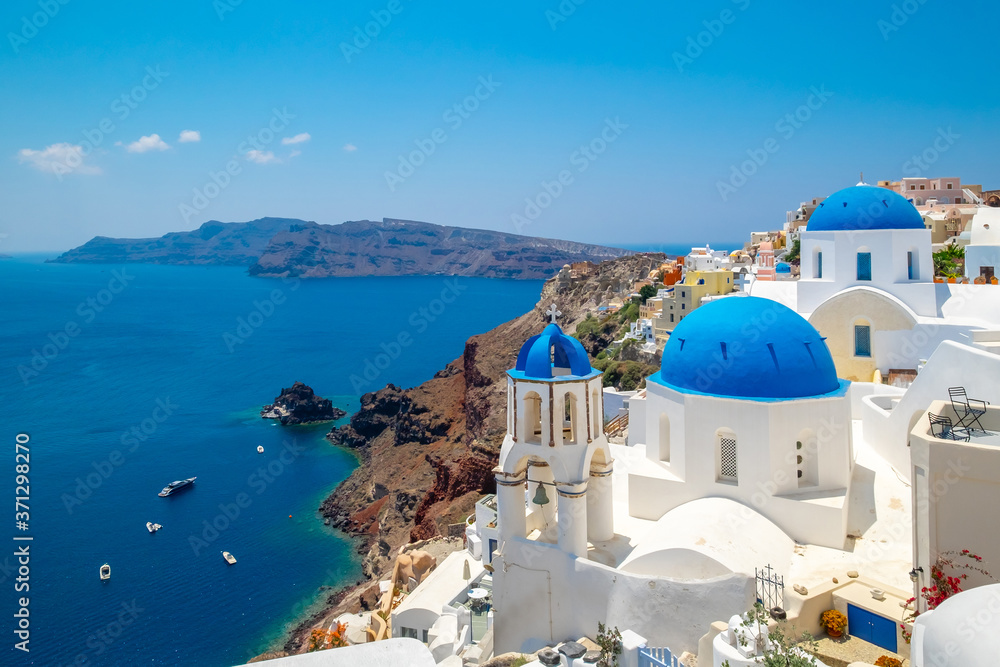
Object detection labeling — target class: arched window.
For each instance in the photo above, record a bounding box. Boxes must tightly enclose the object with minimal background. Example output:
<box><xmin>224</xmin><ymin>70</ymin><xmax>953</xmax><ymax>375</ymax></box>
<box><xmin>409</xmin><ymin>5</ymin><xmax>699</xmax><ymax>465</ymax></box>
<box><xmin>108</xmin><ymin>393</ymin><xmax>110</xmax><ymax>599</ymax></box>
<box><xmin>659</xmin><ymin>413</ymin><xmax>670</xmax><ymax>463</ymax></box>
<box><xmin>717</xmin><ymin>428</ymin><xmax>738</xmax><ymax>483</ymax></box>
<box><xmin>524</xmin><ymin>392</ymin><xmax>542</xmax><ymax>445</ymax></box>
<box><xmin>563</xmin><ymin>392</ymin><xmax>578</xmax><ymax>445</ymax></box>
<box><xmin>592</xmin><ymin>388</ymin><xmax>601</xmax><ymax>437</ymax></box>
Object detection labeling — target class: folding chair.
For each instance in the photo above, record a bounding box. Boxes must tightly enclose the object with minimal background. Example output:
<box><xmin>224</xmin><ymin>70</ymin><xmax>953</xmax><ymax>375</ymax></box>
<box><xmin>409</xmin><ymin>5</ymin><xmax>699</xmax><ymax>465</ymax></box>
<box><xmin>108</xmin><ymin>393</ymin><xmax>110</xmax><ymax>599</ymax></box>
<box><xmin>948</xmin><ymin>387</ymin><xmax>989</xmax><ymax>433</ymax></box>
<box><xmin>929</xmin><ymin>412</ymin><xmax>970</xmax><ymax>442</ymax></box>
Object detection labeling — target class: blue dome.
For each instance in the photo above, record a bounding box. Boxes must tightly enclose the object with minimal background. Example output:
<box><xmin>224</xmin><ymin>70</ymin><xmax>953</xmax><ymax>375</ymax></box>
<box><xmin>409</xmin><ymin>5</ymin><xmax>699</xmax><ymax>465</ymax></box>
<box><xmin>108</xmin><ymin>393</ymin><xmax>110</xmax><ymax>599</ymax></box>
<box><xmin>658</xmin><ymin>297</ymin><xmax>842</xmax><ymax>400</ymax></box>
<box><xmin>775</xmin><ymin>262</ymin><xmax>791</xmax><ymax>273</ymax></box>
<box><xmin>807</xmin><ymin>185</ymin><xmax>925</xmax><ymax>232</ymax></box>
<box><xmin>515</xmin><ymin>323</ymin><xmax>593</xmax><ymax>379</ymax></box>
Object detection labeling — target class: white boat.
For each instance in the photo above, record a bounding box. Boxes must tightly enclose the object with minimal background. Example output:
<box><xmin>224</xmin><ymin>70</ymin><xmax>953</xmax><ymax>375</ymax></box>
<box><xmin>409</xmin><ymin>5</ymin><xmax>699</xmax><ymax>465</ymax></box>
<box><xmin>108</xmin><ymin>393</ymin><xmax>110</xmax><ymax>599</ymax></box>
<box><xmin>146</xmin><ymin>522</ymin><xmax>163</xmax><ymax>533</ymax></box>
<box><xmin>257</xmin><ymin>445</ymin><xmax>264</xmax><ymax>453</ymax></box>
<box><xmin>100</xmin><ymin>563</ymin><xmax>111</xmax><ymax>581</ymax></box>
<box><xmin>222</xmin><ymin>551</ymin><xmax>237</xmax><ymax>565</ymax></box>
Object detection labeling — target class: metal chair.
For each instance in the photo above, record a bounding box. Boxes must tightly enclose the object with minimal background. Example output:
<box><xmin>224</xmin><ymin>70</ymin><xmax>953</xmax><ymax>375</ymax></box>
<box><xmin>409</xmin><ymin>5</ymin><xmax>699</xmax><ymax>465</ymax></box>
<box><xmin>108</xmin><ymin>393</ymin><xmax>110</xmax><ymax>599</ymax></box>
<box><xmin>948</xmin><ymin>387</ymin><xmax>989</xmax><ymax>433</ymax></box>
<box><xmin>929</xmin><ymin>412</ymin><xmax>970</xmax><ymax>442</ymax></box>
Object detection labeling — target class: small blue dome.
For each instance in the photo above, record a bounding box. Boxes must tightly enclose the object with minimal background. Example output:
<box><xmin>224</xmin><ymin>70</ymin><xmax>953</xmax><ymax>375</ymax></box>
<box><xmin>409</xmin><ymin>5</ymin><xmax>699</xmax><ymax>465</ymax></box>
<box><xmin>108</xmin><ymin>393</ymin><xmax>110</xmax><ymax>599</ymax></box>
<box><xmin>658</xmin><ymin>297</ymin><xmax>842</xmax><ymax>400</ymax></box>
<box><xmin>775</xmin><ymin>262</ymin><xmax>791</xmax><ymax>273</ymax></box>
<box><xmin>515</xmin><ymin>323</ymin><xmax>593</xmax><ymax>379</ymax></box>
<box><xmin>807</xmin><ymin>185</ymin><xmax>925</xmax><ymax>232</ymax></box>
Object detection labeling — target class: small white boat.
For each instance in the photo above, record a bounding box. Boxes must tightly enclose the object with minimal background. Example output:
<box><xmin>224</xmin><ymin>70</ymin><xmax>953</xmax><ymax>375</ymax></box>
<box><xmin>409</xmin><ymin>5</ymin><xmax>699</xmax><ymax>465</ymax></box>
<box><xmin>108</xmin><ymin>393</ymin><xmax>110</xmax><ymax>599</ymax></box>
<box><xmin>146</xmin><ymin>522</ymin><xmax>163</xmax><ymax>533</ymax></box>
<box><xmin>257</xmin><ymin>445</ymin><xmax>264</xmax><ymax>453</ymax></box>
<box><xmin>100</xmin><ymin>563</ymin><xmax>111</xmax><ymax>581</ymax></box>
<box><xmin>222</xmin><ymin>551</ymin><xmax>237</xmax><ymax>565</ymax></box>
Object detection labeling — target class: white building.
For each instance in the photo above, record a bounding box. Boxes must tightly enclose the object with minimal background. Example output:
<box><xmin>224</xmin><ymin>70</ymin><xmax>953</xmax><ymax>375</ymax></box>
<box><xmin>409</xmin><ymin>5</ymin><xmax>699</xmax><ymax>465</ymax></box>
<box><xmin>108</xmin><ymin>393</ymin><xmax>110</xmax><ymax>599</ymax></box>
<box><xmin>964</xmin><ymin>206</ymin><xmax>1000</xmax><ymax>282</ymax></box>
<box><xmin>797</xmin><ymin>184</ymin><xmax>937</xmax><ymax>317</ymax></box>
<box><xmin>630</xmin><ymin>296</ymin><xmax>854</xmax><ymax>549</ymax></box>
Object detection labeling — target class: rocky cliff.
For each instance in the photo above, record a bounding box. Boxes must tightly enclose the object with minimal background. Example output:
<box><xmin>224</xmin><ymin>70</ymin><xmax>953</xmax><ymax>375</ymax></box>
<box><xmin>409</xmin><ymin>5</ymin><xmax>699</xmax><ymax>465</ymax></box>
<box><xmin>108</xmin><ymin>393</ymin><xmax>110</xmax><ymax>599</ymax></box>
<box><xmin>261</xmin><ymin>382</ymin><xmax>346</xmax><ymax>425</ymax></box>
<box><xmin>248</xmin><ymin>219</ymin><xmax>632</xmax><ymax>280</ymax></box>
<box><xmin>52</xmin><ymin>217</ymin><xmax>632</xmax><ymax>280</ymax></box>
<box><xmin>50</xmin><ymin>218</ymin><xmax>296</xmax><ymax>265</ymax></box>
<box><xmin>284</xmin><ymin>253</ymin><xmax>665</xmax><ymax>651</ymax></box>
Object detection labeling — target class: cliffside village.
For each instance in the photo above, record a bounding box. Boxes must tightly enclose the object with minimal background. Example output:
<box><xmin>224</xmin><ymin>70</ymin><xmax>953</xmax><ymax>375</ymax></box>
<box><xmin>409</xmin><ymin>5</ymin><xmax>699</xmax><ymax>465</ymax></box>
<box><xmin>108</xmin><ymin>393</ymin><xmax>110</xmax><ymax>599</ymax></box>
<box><xmin>243</xmin><ymin>176</ymin><xmax>1000</xmax><ymax>667</ymax></box>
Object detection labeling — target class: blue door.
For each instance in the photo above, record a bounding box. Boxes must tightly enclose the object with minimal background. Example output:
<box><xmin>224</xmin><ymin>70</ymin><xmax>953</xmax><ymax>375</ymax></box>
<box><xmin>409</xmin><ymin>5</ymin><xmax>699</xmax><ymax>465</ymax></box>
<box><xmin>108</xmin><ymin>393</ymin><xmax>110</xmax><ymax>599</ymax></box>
<box><xmin>487</xmin><ymin>539</ymin><xmax>497</xmax><ymax>565</ymax></box>
<box><xmin>847</xmin><ymin>604</ymin><xmax>897</xmax><ymax>653</ymax></box>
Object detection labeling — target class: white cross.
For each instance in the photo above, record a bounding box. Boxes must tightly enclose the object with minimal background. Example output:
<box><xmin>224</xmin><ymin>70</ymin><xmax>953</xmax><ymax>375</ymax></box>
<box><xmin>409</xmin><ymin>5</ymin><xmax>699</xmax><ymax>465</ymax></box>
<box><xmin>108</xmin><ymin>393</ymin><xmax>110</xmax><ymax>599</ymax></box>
<box><xmin>546</xmin><ymin>303</ymin><xmax>561</xmax><ymax>324</ymax></box>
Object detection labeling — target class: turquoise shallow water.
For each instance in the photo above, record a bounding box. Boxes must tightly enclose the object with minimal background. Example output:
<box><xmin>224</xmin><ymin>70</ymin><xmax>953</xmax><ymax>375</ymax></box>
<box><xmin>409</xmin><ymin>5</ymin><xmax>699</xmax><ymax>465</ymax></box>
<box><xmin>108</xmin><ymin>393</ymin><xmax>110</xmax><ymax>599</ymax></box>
<box><xmin>0</xmin><ymin>256</ymin><xmax>542</xmax><ymax>666</ymax></box>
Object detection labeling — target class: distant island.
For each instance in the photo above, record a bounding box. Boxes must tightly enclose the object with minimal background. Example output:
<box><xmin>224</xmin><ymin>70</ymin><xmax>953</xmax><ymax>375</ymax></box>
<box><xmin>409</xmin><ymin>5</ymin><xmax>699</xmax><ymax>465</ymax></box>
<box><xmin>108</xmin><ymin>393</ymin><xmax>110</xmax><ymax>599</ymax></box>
<box><xmin>50</xmin><ymin>217</ymin><xmax>633</xmax><ymax>280</ymax></box>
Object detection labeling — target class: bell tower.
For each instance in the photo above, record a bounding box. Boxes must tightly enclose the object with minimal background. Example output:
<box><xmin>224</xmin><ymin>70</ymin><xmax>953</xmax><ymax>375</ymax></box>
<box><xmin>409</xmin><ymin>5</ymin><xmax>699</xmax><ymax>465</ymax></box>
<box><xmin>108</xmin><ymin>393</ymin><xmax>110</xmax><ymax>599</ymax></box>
<box><xmin>493</xmin><ymin>305</ymin><xmax>614</xmax><ymax>561</ymax></box>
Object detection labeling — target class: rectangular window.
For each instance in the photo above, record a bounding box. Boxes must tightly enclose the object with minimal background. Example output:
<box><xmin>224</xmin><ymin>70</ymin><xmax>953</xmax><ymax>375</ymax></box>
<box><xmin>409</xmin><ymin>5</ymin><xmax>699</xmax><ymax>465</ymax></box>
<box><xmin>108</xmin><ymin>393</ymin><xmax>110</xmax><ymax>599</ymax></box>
<box><xmin>910</xmin><ymin>185</ymin><xmax>916</xmax><ymax>190</ymax></box>
<box><xmin>401</xmin><ymin>627</ymin><xmax>418</xmax><ymax>640</ymax></box>
<box><xmin>422</xmin><ymin>630</ymin><xmax>429</xmax><ymax>644</ymax></box>
<box><xmin>681</xmin><ymin>303</ymin><xmax>686</xmax><ymax>310</ymax></box>
<box><xmin>907</xmin><ymin>251</ymin><xmax>915</xmax><ymax>280</ymax></box>
<box><xmin>920</xmin><ymin>185</ymin><xmax>925</xmax><ymax>190</ymax></box>
<box><xmin>670</xmin><ymin>314</ymin><xmax>674</xmax><ymax>322</ymax></box>
<box><xmin>855</xmin><ymin>325</ymin><xmax>871</xmax><ymax>357</ymax></box>
<box><xmin>816</xmin><ymin>251</ymin><xmax>823</xmax><ymax>279</ymax></box>
<box><xmin>947</xmin><ymin>183</ymin><xmax>953</xmax><ymax>189</ymax></box>
<box><xmin>719</xmin><ymin>437</ymin><xmax>738</xmax><ymax>482</ymax></box>
<box><xmin>857</xmin><ymin>252</ymin><xmax>872</xmax><ymax>281</ymax></box>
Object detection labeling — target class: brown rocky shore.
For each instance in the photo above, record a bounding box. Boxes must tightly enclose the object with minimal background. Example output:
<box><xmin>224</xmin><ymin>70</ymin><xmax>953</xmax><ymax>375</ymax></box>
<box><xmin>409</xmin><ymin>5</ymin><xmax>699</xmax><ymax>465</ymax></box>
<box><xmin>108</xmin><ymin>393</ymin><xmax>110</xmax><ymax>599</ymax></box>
<box><xmin>270</xmin><ymin>253</ymin><xmax>666</xmax><ymax>656</ymax></box>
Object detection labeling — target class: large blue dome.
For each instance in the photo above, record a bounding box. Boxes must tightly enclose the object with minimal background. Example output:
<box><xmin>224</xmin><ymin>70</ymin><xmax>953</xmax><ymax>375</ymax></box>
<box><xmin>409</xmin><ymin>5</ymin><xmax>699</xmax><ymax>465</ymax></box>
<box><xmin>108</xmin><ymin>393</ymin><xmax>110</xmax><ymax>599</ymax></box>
<box><xmin>515</xmin><ymin>322</ymin><xmax>593</xmax><ymax>379</ymax></box>
<box><xmin>658</xmin><ymin>297</ymin><xmax>843</xmax><ymax>400</ymax></box>
<box><xmin>807</xmin><ymin>185</ymin><xmax>925</xmax><ymax>232</ymax></box>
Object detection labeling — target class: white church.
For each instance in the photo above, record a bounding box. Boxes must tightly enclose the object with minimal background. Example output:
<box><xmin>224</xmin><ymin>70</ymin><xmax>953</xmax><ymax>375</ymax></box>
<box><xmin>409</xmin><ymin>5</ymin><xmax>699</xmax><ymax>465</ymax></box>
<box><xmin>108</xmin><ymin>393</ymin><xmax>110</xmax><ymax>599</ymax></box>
<box><xmin>477</xmin><ymin>183</ymin><xmax>1000</xmax><ymax>665</ymax></box>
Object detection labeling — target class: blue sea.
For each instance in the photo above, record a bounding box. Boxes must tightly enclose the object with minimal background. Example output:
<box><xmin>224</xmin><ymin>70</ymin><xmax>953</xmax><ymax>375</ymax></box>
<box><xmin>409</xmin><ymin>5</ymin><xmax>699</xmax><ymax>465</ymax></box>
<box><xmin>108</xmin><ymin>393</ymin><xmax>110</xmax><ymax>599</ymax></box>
<box><xmin>0</xmin><ymin>256</ymin><xmax>542</xmax><ymax>666</ymax></box>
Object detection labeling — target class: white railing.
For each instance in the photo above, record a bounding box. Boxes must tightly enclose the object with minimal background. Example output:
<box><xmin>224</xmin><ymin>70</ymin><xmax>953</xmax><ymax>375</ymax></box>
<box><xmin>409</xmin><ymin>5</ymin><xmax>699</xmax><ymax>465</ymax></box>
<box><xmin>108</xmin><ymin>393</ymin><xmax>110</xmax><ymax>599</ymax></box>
<box><xmin>638</xmin><ymin>646</ymin><xmax>684</xmax><ymax>667</ymax></box>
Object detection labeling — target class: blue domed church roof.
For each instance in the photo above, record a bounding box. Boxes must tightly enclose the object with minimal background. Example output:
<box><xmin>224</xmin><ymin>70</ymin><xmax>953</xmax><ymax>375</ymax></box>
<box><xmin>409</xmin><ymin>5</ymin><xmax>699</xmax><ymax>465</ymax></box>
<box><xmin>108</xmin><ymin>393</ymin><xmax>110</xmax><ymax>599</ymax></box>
<box><xmin>807</xmin><ymin>185</ymin><xmax>925</xmax><ymax>232</ymax></box>
<box><xmin>514</xmin><ymin>323</ymin><xmax>594</xmax><ymax>379</ymax></box>
<box><xmin>657</xmin><ymin>297</ymin><xmax>844</xmax><ymax>400</ymax></box>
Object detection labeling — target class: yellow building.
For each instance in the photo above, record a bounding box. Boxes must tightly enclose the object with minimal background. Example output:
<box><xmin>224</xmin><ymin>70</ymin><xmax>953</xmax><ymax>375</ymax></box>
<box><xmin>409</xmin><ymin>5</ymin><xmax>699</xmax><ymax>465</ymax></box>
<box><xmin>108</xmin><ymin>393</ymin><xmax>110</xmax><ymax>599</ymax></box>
<box><xmin>652</xmin><ymin>269</ymin><xmax>735</xmax><ymax>341</ymax></box>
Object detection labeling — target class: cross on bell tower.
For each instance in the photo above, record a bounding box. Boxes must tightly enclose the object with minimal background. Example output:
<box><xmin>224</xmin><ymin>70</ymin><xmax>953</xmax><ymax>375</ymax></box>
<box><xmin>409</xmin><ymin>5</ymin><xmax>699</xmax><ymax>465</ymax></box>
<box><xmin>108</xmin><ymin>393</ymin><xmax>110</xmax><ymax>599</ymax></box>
<box><xmin>546</xmin><ymin>303</ymin><xmax>561</xmax><ymax>324</ymax></box>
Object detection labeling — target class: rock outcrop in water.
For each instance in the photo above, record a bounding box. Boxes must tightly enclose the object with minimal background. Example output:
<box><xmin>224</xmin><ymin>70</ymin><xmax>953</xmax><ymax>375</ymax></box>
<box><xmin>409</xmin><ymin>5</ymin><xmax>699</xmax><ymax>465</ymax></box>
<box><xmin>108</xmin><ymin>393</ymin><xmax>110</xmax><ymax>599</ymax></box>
<box><xmin>261</xmin><ymin>382</ymin><xmax>345</xmax><ymax>425</ymax></box>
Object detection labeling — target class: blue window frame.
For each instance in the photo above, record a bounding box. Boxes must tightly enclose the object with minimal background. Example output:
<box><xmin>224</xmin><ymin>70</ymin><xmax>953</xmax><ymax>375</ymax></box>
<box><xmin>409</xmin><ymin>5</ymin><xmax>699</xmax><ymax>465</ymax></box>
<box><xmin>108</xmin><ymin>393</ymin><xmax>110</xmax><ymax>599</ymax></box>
<box><xmin>855</xmin><ymin>325</ymin><xmax>871</xmax><ymax>357</ymax></box>
<box><xmin>816</xmin><ymin>251</ymin><xmax>823</xmax><ymax>279</ymax></box>
<box><xmin>857</xmin><ymin>252</ymin><xmax>872</xmax><ymax>281</ymax></box>
<box><xmin>907</xmin><ymin>251</ymin><xmax>915</xmax><ymax>280</ymax></box>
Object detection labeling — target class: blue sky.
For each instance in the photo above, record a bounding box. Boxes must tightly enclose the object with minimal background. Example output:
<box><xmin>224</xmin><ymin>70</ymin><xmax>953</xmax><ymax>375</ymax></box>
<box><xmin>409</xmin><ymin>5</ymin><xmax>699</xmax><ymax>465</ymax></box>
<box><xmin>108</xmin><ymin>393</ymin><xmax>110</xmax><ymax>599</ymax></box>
<box><xmin>1</xmin><ymin>0</ymin><xmax>997</xmax><ymax>252</ymax></box>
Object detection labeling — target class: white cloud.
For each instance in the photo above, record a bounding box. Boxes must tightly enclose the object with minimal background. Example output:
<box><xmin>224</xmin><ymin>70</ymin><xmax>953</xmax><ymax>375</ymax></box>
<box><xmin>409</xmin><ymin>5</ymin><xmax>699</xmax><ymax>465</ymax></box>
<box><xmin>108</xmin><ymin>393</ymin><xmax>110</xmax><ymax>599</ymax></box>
<box><xmin>178</xmin><ymin>130</ymin><xmax>201</xmax><ymax>143</ymax></box>
<box><xmin>281</xmin><ymin>132</ymin><xmax>311</xmax><ymax>145</ymax></box>
<box><xmin>17</xmin><ymin>143</ymin><xmax>101</xmax><ymax>176</ymax></box>
<box><xmin>288</xmin><ymin>150</ymin><xmax>302</xmax><ymax>159</ymax></box>
<box><xmin>125</xmin><ymin>134</ymin><xmax>170</xmax><ymax>153</ymax></box>
<box><xmin>245</xmin><ymin>149</ymin><xmax>277</xmax><ymax>164</ymax></box>
<box><xmin>343</xmin><ymin>143</ymin><xmax>358</xmax><ymax>152</ymax></box>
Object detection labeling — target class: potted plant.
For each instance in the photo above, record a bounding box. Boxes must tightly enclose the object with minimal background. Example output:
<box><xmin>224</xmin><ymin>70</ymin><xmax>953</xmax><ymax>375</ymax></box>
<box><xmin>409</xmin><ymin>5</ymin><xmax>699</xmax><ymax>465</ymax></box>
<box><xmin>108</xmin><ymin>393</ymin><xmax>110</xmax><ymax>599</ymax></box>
<box><xmin>820</xmin><ymin>609</ymin><xmax>848</xmax><ymax>638</ymax></box>
<box><xmin>874</xmin><ymin>657</ymin><xmax>902</xmax><ymax>667</ymax></box>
